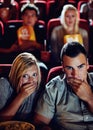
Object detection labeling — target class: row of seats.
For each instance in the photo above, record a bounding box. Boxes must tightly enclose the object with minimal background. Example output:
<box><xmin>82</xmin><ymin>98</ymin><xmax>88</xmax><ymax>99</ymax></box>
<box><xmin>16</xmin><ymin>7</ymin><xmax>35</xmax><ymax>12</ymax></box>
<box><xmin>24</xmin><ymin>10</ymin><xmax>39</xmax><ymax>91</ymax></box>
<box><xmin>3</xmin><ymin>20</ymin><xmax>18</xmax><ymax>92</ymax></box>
<box><xmin>20</xmin><ymin>0</ymin><xmax>89</xmax><ymax>22</ymax></box>
<box><xmin>0</xmin><ymin>18</ymin><xmax>89</xmax><ymax>45</ymax></box>
<box><xmin>1</xmin><ymin>18</ymin><xmax>93</xmax><ymax>65</ymax></box>
<box><xmin>0</xmin><ymin>0</ymin><xmax>89</xmax><ymax>23</ymax></box>
<box><xmin>0</xmin><ymin>64</ymin><xmax>93</xmax><ymax>85</ymax></box>
<box><xmin>0</xmin><ymin>19</ymin><xmax>46</xmax><ymax>48</ymax></box>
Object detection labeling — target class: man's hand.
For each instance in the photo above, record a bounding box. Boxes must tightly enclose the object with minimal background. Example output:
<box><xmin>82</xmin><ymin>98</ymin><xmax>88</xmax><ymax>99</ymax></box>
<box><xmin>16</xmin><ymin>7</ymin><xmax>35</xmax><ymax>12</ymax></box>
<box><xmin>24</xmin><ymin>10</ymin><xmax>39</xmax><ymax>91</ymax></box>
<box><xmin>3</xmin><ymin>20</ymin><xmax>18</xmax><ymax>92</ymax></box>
<box><xmin>67</xmin><ymin>77</ymin><xmax>93</xmax><ymax>102</ymax></box>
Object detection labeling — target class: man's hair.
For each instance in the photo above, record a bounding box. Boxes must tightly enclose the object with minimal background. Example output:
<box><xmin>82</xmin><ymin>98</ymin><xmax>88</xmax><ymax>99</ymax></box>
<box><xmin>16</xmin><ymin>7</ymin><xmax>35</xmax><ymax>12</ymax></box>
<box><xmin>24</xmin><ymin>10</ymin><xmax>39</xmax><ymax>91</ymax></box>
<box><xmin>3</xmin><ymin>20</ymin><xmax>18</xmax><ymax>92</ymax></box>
<box><xmin>60</xmin><ymin>42</ymin><xmax>87</xmax><ymax>61</ymax></box>
<box><xmin>21</xmin><ymin>3</ymin><xmax>40</xmax><ymax>16</ymax></box>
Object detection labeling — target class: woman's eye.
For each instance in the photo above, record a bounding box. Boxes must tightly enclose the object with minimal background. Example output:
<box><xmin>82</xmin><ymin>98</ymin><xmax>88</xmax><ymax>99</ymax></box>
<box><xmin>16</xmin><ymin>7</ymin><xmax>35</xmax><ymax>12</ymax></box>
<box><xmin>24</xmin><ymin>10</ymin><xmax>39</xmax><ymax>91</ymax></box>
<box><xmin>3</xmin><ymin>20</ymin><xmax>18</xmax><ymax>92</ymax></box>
<box><xmin>33</xmin><ymin>73</ymin><xmax>37</xmax><ymax>77</ymax></box>
<box><xmin>23</xmin><ymin>74</ymin><xmax>29</xmax><ymax>79</ymax></box>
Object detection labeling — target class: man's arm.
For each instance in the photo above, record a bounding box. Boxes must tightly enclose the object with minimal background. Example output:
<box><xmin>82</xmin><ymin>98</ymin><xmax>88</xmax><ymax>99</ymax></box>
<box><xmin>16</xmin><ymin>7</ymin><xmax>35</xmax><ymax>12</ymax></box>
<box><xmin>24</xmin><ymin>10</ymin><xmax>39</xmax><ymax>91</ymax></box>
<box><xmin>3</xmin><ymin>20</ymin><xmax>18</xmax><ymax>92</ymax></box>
<box><xmin>18</xmin><ymin>40</ymin><xmax>43</xmax><ymax>51</ymax></box>
<box><xmin>34</xmin><ymin>113</ymin><xmax>51</xmax><ymax>125</ymax></box>
<box><xmin>34</xmin><ymin>113</ymin><xmax>51</xmax><ymax>130</ymax></box>
<box><xmin>0</xmin><ymin>42</ymin><xmax>19</xmax><ymax>53</ymax></box>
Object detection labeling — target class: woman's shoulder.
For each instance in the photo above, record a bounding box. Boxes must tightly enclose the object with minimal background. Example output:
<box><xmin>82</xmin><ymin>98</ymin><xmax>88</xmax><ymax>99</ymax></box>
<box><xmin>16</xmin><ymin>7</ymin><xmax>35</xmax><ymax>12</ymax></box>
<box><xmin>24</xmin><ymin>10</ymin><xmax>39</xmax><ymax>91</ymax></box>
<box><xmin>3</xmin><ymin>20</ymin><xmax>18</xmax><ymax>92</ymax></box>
<box><xmin>52</xmin><ymin>25</ymin><xmax>65</xmax><ymax>36</ymax></box>
<box><xmin>79</xmin><ymin>28</ymin><xmax>88</xmax><ymax>36</ymax></box>
<box><xmin>53</xmin><ymin>25</ymin><xmax>63</xmax><ymax>31</ymax></box>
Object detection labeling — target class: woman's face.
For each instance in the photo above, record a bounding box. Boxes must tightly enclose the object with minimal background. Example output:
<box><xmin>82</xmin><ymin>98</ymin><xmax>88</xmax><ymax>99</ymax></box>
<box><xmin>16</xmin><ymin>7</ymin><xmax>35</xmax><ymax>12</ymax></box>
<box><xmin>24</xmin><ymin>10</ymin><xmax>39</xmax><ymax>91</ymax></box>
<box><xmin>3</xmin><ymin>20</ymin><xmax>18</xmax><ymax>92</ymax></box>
<box><xmin>19</xmin><ymin>64</ymin><xmax>39</xmax><ymax>88</ymax></box>
<box><xmin>65</xmin><ymin>9</ymin><xmax>76</xmax><ymax>27</ymax></box>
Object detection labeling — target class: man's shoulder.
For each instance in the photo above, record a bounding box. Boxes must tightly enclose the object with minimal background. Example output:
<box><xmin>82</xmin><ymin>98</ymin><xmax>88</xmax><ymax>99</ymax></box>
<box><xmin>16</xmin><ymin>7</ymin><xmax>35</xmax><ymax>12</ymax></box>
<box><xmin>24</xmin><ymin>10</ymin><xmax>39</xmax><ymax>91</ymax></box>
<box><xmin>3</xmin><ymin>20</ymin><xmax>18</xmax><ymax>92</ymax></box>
<box><xmin>46</xmin><ymin>75</ymin><xmax>66</xmax><ymax>90</ymax></box>
<box><xmin>88</xmin><ymin>72</ymin><xmax>93</xmax><ymax>86</ymax></box>
<box><xmin>89</xmin><ymin>72</ymin><xmax>93</xmax><ymax>78</ymax></box>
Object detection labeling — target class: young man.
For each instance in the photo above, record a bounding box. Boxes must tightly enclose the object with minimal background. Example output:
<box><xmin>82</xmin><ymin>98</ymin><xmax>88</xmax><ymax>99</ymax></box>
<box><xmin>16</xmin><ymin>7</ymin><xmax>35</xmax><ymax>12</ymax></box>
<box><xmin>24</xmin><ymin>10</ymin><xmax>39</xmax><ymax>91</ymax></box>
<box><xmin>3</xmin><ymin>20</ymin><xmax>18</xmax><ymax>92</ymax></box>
<box><xmin>80</xmin><ymin>0</ymin><xmax>93</xmax><ymax>22</ymax></box>
<box><xmin>0</xmin><ymin>3</ymin><xmax>44</xmax><ymax>63</ymax></box>
<box><xmin>34</xmin><ymin>42</ymin><xmax>93</xmax><ymax>130</ymax></box>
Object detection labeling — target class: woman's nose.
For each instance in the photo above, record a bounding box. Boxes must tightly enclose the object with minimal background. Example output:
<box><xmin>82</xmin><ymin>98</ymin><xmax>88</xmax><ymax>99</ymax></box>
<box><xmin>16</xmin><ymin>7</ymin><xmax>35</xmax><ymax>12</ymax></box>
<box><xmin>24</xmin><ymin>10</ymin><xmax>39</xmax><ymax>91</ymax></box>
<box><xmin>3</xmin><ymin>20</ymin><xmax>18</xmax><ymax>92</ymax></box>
<box><xmin>28</xmin><ymin>76</ymin><xmax>34</xmax><ymax>81</ymax></box>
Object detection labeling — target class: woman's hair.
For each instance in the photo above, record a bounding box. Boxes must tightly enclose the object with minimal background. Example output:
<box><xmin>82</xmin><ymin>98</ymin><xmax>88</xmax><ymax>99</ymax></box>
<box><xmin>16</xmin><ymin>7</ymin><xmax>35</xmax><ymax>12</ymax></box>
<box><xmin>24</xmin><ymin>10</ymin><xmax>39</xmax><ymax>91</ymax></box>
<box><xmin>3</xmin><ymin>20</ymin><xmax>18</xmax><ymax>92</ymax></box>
<box><xmin>9</xmin><ymin>52</ymin><xmax>41</xmax><ymax>92</ymax></box>
<box><xmin>60</xmin><ymin>4</ymin><xmax>79</xmax><ymax>33</ymax></box>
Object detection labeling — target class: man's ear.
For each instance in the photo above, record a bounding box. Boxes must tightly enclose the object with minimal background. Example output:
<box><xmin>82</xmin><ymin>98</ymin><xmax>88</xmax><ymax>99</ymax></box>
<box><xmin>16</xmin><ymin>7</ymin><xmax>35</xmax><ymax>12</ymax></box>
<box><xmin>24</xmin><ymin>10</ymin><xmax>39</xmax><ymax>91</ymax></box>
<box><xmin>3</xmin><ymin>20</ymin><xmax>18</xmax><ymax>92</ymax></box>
<box><xmin>61</xmin><ymin>62</ymin><xmax>64</xmax><ymax>72</ymax></box>
<box><xmin>21</xmin><ymin>15</ymin><xmax>24</xmax><ymax>20</ymax></box>
<box><xmin>87</xmin><ymin>58</ymin><xmax>89</xmax><ymax>70</ymax></box>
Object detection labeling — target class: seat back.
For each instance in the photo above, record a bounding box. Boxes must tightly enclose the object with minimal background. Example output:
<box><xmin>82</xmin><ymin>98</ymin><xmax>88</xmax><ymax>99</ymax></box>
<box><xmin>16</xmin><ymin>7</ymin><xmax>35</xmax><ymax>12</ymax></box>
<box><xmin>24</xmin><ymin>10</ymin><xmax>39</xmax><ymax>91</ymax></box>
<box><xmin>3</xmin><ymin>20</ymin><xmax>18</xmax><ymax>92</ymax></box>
<box><xmin>3</xmin><ymin>20</ymin><xmax>23</xmax><ymax>48</ymax></box>
<box><xmin>46</xmin><ymin>66</ymin><xmax>63</xmax><ymax>83</ymax></box>
<box><xmin>0</xmin><ymin>64</ymin><xmax>12</xmax><ymax>78</ymax></box>
<box><xmin>79</xmin><ymin>18</ymin><xmax>89</xmax><ymax>33</ymax></box>
<box><xmin>0</xmin><ymin>20</ymin><xmax>4</xmax><ymax>36</ymax></box>
<box><xmin>46</xmin><ymin>0</ymin><xmax>55</xmax><ymax>21</ymax></box>
<box><xmin>34</xmin><ymin>1</ymin><xmax>47</xmax><ymax>22</ymax></box>
<box><xmin>47</xmin><ymin>18</ymin><xmax>61</xmax><ymax>43</ymax></box>
<box><xmin>34</xmin><ymin>20</ymin><xmax>46</xmax><ymax>44</ymax></box>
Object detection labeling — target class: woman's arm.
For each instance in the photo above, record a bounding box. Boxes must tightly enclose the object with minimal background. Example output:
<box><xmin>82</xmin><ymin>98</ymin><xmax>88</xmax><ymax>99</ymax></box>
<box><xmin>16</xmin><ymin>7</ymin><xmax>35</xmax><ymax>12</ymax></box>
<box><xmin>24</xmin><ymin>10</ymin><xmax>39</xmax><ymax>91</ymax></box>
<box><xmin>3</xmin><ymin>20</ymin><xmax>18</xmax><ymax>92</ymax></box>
<box><xmin>0</xmin><ymin>82</ymin><xmax>37</xmax><ymax>121</ymax></box>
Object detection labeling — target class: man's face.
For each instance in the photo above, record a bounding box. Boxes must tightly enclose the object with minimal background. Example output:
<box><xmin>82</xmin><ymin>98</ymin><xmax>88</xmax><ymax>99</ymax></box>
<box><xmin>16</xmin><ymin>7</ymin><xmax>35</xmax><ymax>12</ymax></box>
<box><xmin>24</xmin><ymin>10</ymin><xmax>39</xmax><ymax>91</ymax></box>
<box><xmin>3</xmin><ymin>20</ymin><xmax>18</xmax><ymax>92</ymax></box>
<box><xmin>62</xmin><ymin>53</ymin><xmax>89</xmax><ymax>82</ymax></box>
<box><xmin>22</xmin><ymin>9</ymin><xmax>38</xmax><ymax>27</ymax></box>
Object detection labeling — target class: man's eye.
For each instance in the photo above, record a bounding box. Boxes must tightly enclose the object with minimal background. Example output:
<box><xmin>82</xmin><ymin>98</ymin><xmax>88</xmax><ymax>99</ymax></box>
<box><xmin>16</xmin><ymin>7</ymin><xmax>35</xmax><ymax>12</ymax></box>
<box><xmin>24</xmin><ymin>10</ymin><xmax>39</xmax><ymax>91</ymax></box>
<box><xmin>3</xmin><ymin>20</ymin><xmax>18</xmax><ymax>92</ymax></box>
<box><xmin>66</xmin><ymin>66</ymin><xmax>73</xmax><ymax>70</ymax></box>
<box><xmin>78</xmin><ymin>64</ymin><xmax>84</xmax><ymax>69</ymax></box>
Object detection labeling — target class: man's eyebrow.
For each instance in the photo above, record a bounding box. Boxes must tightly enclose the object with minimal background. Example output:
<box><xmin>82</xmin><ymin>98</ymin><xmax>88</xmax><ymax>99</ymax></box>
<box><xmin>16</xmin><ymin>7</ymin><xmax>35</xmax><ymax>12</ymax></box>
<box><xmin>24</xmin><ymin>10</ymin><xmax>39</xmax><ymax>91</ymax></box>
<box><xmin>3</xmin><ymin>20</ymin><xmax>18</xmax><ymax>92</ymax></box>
<box><xmin>77</xmin><ymin>63</ymin><xmax>85</xmax><ymax>67</ymax></box>
<box><xmin>64</xmin><ymin>63</ymin><xmax>86</xmax><ymax>68</ymax></box>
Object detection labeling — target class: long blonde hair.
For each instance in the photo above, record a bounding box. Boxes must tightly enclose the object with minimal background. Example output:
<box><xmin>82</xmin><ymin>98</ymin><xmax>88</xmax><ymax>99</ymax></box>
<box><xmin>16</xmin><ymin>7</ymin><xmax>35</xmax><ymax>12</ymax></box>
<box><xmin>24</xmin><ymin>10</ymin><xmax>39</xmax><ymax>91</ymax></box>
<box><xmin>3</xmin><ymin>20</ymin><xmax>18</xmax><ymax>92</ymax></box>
<box><xmin>60</xmin><ymin>4</ymin><xmax>79</xmax><ymax>33</ymax></box>
<box><xmin>9</xmin><ymin>52</ymin><xmax>41</xmax><ymax>92</ymax></box>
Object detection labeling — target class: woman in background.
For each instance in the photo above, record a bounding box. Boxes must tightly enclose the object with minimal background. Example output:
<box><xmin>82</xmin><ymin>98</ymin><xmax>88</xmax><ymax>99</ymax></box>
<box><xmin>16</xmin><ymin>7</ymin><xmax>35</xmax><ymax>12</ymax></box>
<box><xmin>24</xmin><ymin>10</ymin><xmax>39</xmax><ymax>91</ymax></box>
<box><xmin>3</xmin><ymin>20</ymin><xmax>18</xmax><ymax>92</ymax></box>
<box><xmin>50</xmin><ymin>4</ymin><xmax>89</xmax><ymax>67</ymax></box>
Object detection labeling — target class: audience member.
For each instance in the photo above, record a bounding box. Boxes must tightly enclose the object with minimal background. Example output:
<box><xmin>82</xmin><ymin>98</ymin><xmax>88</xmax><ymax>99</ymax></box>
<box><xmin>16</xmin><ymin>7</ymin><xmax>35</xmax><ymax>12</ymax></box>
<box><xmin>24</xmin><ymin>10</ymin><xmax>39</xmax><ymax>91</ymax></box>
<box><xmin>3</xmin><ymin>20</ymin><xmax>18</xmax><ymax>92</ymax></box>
<box><xmin>0</xmin><ymin>3</ymin><xmax>44</xmax><ymax>63</ymax></box>
<box><xmin>34</xmin><ymin>42</ymin><xmax>93</xmax><ymax>130</ymax></box>
<box><xmin>50</xmin><ymin>4</ymin><xmax>89</xmax><ymax>67</ymax></box>
<box><xmin>0</xmin><ymin>52</ymin><xmax>41</xmax><ymax>122</ymax></box>
<box><xmin>0</xmin><ymin>0</ymin><xmax>18</xmax><ymax>24</ymax></box>
<box><xmin>80</xmin><ymin>0</ymin><xmax>93</xmax><ymax>24</ymax></box>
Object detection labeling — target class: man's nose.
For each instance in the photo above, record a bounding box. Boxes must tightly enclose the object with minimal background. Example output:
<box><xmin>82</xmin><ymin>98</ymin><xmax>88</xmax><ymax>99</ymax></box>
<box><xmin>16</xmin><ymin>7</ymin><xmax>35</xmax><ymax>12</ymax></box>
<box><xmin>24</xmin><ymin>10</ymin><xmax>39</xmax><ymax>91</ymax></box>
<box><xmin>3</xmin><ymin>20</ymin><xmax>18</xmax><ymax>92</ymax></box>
<box><xmin>71</xmin><ymin>69</ymin><xmax>79</xmax><ymax>78</ymax></box>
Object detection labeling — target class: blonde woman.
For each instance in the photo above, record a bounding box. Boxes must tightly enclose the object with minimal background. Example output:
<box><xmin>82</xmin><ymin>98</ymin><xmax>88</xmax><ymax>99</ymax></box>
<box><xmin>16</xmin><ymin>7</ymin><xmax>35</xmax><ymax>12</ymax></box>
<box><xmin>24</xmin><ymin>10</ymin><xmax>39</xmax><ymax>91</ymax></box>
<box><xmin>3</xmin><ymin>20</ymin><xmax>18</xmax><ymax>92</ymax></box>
<box><xmin>50</xmin><ymin>4</ymin><xmax>88</xmax><ymax>66</ymax></box>
<box><xmin>0</xmin><ymin>52</ymin><xmax>41</xmax><ymax>122</ymax></box>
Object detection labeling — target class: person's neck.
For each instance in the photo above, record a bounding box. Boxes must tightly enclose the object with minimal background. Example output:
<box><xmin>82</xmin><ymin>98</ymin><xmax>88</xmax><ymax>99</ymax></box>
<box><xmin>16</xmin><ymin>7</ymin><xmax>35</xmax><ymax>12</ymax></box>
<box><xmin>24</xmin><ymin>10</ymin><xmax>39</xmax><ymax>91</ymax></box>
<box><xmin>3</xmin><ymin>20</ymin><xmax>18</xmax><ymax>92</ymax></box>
<box><xmin>66</xmin><ymin>27</ymin><xmax>74</xmax><ymax>34</ymax></box>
